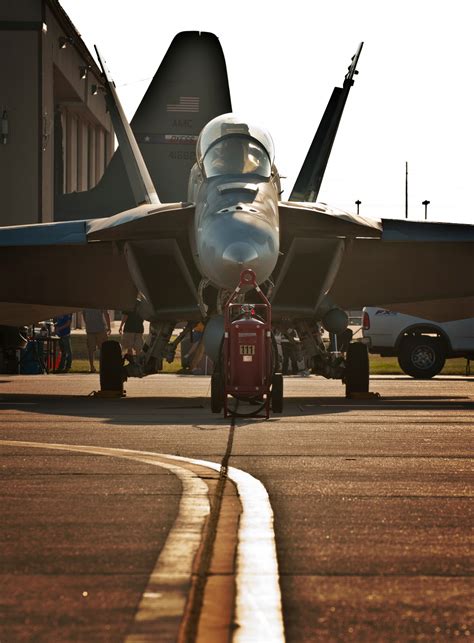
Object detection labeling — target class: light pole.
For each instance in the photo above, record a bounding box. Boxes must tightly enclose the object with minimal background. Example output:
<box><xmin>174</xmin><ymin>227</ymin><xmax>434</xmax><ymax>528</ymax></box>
<box><xmin>405</xmin><ymin>161</ymin><xmax>408</xmax><ymax>218</ymax></box>
<box><xmin>422</xmin><ymin>199</ymin><xmax>430</xmax><ymax>220</ymax></box>
<box><xmin>355</xmin><ymin>199</ymin><xmax>361</xmax><ymax>215</ymax></box>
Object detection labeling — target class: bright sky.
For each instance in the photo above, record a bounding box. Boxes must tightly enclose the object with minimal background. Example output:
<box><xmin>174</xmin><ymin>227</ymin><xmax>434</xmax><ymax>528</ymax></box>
<box><xmin>60</xmin><ymin>0</ymin><xmax>473</xmax><ymax>224</ymax></box>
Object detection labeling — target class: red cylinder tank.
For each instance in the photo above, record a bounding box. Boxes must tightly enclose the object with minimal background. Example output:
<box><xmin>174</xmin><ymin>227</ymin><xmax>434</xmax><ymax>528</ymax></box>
<box><xmin>227</xmin><ymin>316</ymin><xmax>269</xmax><ymax>397</ymax></box>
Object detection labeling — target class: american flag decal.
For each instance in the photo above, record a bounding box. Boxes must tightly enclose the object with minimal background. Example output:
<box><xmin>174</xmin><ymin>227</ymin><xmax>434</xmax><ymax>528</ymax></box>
<box><xmin>166</xmin><ymin>96</ymin><xmax>200</xmax><ymax>113</ymax></box>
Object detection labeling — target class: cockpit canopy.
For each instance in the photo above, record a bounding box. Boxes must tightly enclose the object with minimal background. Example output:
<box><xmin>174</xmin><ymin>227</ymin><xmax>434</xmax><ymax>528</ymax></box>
<box><xmin>197</xmin><ymin>114</ymin><xmax>275</xmax><ymax>179</ymax></box>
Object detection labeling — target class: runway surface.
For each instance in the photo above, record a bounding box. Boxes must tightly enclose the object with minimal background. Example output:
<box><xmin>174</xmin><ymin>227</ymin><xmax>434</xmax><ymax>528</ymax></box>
<box><xmin>1</xmin><ymin>373</ymin><xmax>472</xmax><ymax>641</ymax></box>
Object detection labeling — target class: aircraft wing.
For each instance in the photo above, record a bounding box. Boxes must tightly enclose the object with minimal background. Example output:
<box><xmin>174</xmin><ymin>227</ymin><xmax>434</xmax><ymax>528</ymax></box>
<box><xmin>330</xmin><ymin>218</ymin><xmax>474</xmax><ymax>320</ymax></box>
<box><xmin>0</xmin><ymin>203</ymin><xmax>198</xmax><ymax>326</ymax></box>
<box><xmin>275</xmin><ymin>203</ymin><xmax>474</xmax><ymax>321</ymax></box>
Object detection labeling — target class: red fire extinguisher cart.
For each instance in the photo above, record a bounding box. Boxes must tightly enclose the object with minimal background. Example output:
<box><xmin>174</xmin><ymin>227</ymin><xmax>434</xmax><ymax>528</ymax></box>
<box><xmin>211</xmin><ymin>268</ymin><xmax>283</xmax><ymax>418</ymax></box>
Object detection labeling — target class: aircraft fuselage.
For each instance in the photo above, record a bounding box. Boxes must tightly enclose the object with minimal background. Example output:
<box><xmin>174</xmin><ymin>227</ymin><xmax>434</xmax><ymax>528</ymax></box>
<box><xmin>188</xmin><ymin>114</ymin><xmax>280</xmax><ymax>291</ymax></box>
<box><xmin>192</xmin><ymin>176</ymin><xmax>279</xmax><ymax>290</ymax></box>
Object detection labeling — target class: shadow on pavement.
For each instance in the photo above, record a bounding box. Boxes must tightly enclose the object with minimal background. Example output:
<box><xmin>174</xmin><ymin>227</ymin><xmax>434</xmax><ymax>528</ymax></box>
<box><xmin>0</xmin><ymin>388</ymin><xmax>473</xmax><ymax>425</ymax></box>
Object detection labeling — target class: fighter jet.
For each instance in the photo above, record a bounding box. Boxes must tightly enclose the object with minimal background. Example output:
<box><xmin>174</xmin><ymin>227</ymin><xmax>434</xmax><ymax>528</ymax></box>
<box><xmin>1</xmin><ymin>32</ymin><xmax>473</xmax><ymax>401</ymax></box>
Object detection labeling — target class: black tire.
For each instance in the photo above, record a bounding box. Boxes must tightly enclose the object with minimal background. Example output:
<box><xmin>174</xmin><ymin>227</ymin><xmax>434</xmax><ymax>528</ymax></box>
<box><xmin>398</xmin><ymin>336</ymin><xmax>445</xmax><ymax>379</ymax></box>
<box><xmin>100</xmin><ymin>341</ymin><xmax>124</xmax><ymax>392</ymax></box>
<box><xmin>345</xmin><ymin>342</ymin><xmax>369</xmax><ymax>396</ymax></box>
<box><xmin>211</xmin><ymin>372</ymin><xmax>224</xmax><ymax>413</ymax></box>
<box><xmin>271</xmin><ymin>373</ymin><xmax>284</xmax><ymax>413</ymax></box>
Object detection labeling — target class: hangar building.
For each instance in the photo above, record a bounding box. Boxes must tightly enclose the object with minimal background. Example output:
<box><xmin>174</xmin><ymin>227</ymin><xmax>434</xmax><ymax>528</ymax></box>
<box><xmin>0</xmin><ymin>0</ymin><xmax>113</xmax><ymax>227</ymax></box>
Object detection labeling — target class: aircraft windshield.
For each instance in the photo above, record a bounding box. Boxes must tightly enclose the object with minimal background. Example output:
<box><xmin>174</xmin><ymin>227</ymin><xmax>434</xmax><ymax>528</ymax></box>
<box><xmin>197</xmin><ymin>114</ymin><xmax>275</xmax><ymax>178</ymax></box>
<box><xmin>202</xmin><ymin>136</ymin><xmax>272</xmax><ymax>178</ymax></box>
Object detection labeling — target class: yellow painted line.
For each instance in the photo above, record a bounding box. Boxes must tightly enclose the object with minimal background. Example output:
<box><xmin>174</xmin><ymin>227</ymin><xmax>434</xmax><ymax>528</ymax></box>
<box><xmin>195</xmin><ymin>486</ymin><xmax>240</xmax><ymax>642</ymax></box>
<box><xmin>1</xmin><ymin>441</ymin><xmax>285</xmax><ymax>642</ymax></box>
<box><xmin>0</xmin><ymin>440</ymin><xmax>209</xmax><ymax>640</ymax></box>
<box><xmin>168</xmin><ymin>455</ymin><xmax>285</xmax><ymax>643</ymax></box>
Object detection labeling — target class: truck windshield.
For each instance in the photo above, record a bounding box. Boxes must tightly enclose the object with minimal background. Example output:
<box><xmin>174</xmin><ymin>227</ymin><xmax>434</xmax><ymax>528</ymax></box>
<box><xmin>202</xmin><ymin>136</ymin><xmax>271</xmax><ymax>178</ymax></box>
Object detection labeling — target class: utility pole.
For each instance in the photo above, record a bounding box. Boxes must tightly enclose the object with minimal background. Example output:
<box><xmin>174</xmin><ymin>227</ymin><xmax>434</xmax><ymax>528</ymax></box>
<box><xmin>355</xmin><ymin>199</ymin><xmax>361</xmax><ymax>215</ymax></box>
<box><xmin>405</xmin><ymin>161</ymin><xmax>408</xmax><ymax>218</ymax></box>
<box><xmin>422</xmin><ymin>199</ymin><xmax>430</xmax><ymax>220</ymax></box>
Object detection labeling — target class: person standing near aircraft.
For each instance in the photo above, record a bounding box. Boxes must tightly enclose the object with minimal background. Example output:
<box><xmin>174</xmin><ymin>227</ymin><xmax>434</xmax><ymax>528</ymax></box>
<box><xmin>82</xmin><ymin>309</ymin><xmax>111</xmax><ymax>373</ymax></box>
<box><xmin>119</xmin><ymin>307</ymin><xmax>144</xmax><ymax>356</ymax></box>
<box><xmin>53</xmin><ymin>313</ymin><xmax>73</xmax><ymax>373</ymax></box>
<box><xmin>183</xmin><ymin>321</ymin><xmax>206</xmax><ymax>374</ymax></box>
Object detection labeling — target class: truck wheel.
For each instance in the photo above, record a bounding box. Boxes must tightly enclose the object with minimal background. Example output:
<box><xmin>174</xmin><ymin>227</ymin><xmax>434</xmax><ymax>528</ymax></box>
<box><xmin>100</xmin><ymin>341</ymin><xmax>124</xmax><ymax>392</ymax></box>
<box><xmin>271</xmin><ymin>373</ymin><xmax>284</xmax><ymax>413</ymax></box>
<box><xmin>211</xmin><ymin>372</ymin><xmax>224</xmax><ymax>413</ymax></box>
<box><xmin>345</xmin><ymin>342</ymin><xmax>369</xmax><ymax>397</ymax></box>
<box><xmin>398</xmin><ymin>337</ymin><xmax>445</xmax><ymax>379</ymax></box>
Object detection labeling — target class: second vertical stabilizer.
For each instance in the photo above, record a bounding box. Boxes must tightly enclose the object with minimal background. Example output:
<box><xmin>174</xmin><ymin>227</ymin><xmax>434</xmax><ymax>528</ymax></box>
<box><xmin>289</xmin><ymin>43</ymin><xmax>363</xmax><ymax>203</ymax></box>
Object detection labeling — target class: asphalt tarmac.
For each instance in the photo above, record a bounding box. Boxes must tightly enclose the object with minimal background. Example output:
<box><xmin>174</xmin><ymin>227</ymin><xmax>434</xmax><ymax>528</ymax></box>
<box><xmin>0</xmin><ymin>373</ymin><xmax>472</xmax><ymax>642</ymax></box>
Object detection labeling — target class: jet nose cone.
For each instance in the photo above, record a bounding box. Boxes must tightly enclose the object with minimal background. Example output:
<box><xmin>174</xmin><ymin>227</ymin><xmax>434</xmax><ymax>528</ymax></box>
<box><xmin>222</xmin><ymin>241</ymin><xmax>259</xmax><ymax>265</ymax></box>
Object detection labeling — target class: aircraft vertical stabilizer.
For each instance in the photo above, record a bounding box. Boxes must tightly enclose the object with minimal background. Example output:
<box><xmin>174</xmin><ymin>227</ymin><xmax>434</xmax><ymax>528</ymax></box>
<box><xmin>56</xmin><ymin>31</ymin><xmax>232</xmax><ymax>220</ymax></box>
<box><xmin>289</xmin><ymin>43</ymin><xmax>363</xmax><ymax>203</ymax></box>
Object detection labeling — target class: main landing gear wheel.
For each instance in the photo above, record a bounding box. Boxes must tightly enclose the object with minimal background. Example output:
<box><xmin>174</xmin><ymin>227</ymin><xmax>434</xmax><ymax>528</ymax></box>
<box><xmin>100</xmin><ymin>340</ymin><xmax>124</xmax><ymax>393</ymax></box>
<box><xmin>271</xmin><ymin>373</ymin><xmax>284</xmax><ymax>413</ymax></box>
<box><xmin>345</xmin><ymin>342</ymin><xmax>369</xmax><ymax>397</ymax></box>
<box><xmin>398</xmin><ymin>336</ymin><xmax>445</xmax><ymax>379</ymax></box>
<box><xmin>211</xmin><ymin>372</ymin><xmax>225</xmax><ymax>413</ymax></box>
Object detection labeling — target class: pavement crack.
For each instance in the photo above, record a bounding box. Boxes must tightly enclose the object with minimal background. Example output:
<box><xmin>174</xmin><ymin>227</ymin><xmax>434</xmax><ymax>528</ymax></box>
<box><xmin>178</xmin><ymin>415</ymin><xmax>236</xmax><ymax>642</ymax></box>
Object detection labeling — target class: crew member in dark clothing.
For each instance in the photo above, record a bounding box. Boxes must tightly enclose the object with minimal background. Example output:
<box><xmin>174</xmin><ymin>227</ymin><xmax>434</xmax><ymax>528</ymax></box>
<box><xmin>119</xmin><ymin>308</ymin><xmax>144</xmax><ymax>355</ymax></box>
<box><xmin>54</xmin><ymin>313</ymin><xmax>73</xmax><ymax>372</ymax></box>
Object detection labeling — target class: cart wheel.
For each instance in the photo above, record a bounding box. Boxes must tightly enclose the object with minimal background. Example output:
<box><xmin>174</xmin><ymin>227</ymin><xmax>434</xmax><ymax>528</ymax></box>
<box><xmin>345</xmin><ymin>342</ymin><xmax>369</xmax><ymax>397</ymax></box>
<box><xmin>211</xmin><ymin>372</ymin><xmax>224</xmax><ymax>413</ymax></box>
<box><xmin>271</xmin><ymin>373</ymin><xmax>284</xmax><ymax>413</ymax></box>
<box><xmin>100</xmin><ymin>341</ymin><xmax>124</xmax><ymax>392</ymax></box>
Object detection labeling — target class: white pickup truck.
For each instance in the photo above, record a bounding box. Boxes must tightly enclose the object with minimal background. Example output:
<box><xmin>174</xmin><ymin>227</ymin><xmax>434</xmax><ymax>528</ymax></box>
<box><xmin>361</xmin><ymin>307</ymin><xmax>474</xmax><ymax>378</ymax></box>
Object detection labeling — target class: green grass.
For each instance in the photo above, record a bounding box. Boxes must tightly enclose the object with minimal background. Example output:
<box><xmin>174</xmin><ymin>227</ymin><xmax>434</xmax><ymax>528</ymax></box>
<box><xmin>67</xmin><ymin>335</ymin><xmax>470</xmax><ymax>376</ymax></box>
<box><xmin>368</xmin><ymin>354</ymin><xmax>469</xmax><ymax>376</ymax></box>
<box><xmin>68</xmin><ymin>334</ymin><xmax>182</xmax><ymax>374</ymax></box>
